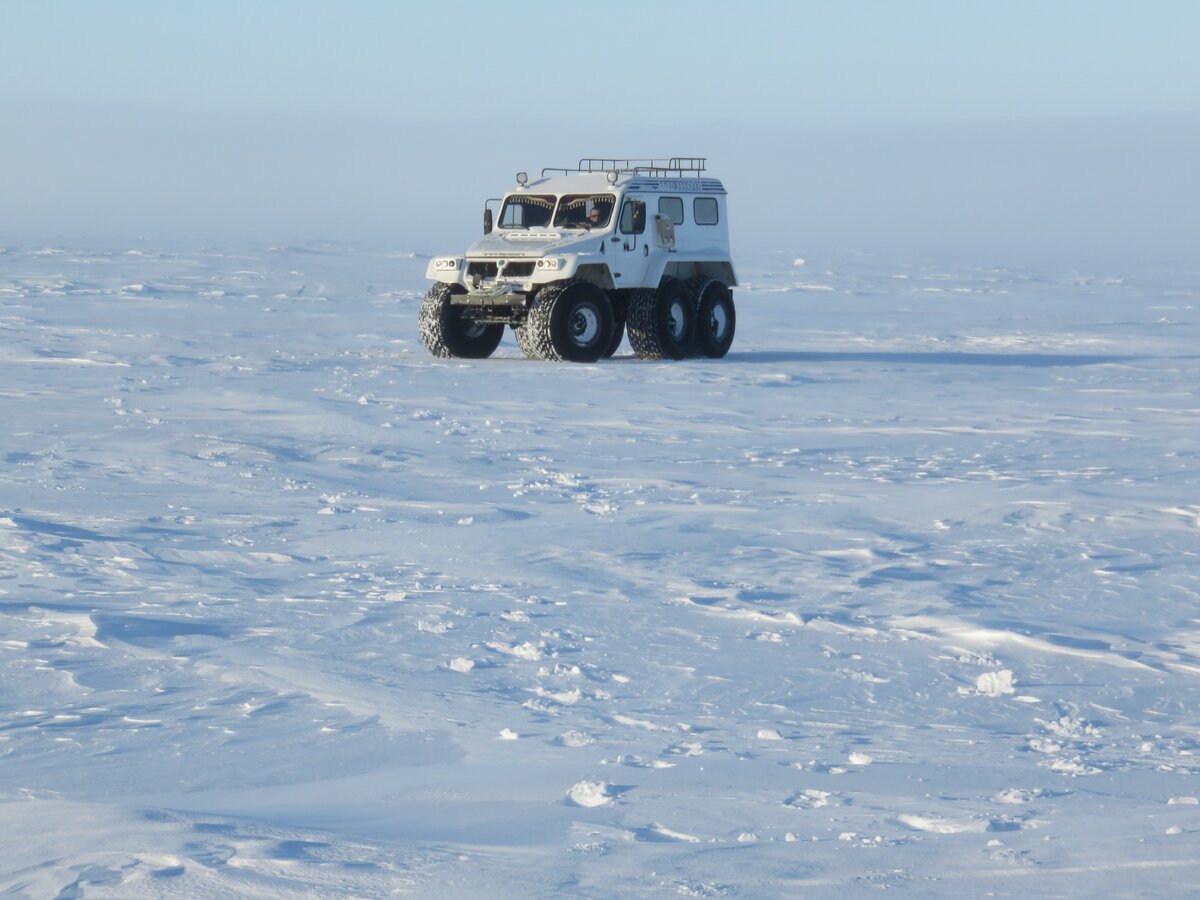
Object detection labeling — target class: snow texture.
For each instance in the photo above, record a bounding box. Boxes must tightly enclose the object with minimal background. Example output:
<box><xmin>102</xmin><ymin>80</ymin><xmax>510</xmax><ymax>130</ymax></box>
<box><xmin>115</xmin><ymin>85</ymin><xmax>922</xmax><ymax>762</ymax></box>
<box><xmin>2</xmin><ymin>242</ymin><xmax>1200</xmax><ymax>897</ymax></box>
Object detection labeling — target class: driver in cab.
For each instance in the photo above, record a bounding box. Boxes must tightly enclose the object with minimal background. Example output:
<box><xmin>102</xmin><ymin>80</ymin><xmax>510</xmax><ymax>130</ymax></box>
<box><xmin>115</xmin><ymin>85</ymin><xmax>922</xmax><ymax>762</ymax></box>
<box><xmin>586</xmin><ymin>204</ymin><xmax>611</xmax><ymax>229</ymax></box>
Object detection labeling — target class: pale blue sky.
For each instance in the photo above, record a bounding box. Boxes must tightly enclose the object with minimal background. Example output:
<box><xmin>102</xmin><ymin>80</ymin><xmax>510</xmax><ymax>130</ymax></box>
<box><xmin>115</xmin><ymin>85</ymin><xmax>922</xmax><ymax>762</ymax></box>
<box><xmin>4</xmin><ymin>0</ymin><xmax>1198</xmax><ymax>124</ymax></box>
<box><xmin>3</xmin><ymin>1</ymin><xmax>1198</xmax><ymax>260</ymax></box>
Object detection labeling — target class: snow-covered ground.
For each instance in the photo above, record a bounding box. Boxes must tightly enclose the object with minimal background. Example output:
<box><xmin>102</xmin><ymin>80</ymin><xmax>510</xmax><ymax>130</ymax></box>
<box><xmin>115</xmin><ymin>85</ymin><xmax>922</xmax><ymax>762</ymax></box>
<box><xmin>2</xmin><ymin>242</ymin><xmax>1198</xmax><ymax>897</ymax></box>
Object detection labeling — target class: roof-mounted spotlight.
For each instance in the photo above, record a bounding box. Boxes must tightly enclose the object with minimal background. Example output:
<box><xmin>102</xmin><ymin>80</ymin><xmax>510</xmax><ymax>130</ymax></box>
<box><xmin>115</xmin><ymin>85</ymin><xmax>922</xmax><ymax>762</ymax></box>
<box><xmin>516</xmin><ymin>171</ymin><xmax>529</xmax><ymax>186</ymax></box>
<box><xmin>606</xmin><ymin>170</ymin><xmax>619</xmax><ymax>185</ymax></box>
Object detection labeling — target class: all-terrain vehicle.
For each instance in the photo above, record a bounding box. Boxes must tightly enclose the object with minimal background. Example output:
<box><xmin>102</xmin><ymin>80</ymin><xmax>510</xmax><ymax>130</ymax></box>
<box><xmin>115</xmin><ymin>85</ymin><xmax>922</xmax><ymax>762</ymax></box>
<box><xmin>419</xmin><ymin>157</ymin><xmax>737</xmax><ymax>363</ymax></box>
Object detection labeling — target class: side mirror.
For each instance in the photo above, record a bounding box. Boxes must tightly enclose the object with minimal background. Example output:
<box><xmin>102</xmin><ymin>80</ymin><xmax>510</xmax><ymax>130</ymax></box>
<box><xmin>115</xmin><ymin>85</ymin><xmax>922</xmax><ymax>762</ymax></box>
<box><xmin>483</xmin><ymin>208</ymin><xmax>494</xmax><ymax>235</ymax></box>
<box><xmin>631</xmin><ymin>201</ymin><xmax>646</xmax><ymax>234</ymax></box>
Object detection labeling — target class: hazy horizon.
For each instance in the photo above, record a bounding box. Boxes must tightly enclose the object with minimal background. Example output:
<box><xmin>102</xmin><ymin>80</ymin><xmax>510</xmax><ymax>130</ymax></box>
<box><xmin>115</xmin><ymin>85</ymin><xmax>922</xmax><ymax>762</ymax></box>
<box><xmin>4</xmin><ymin>98</ymin><xmax>1197</xmax><ymax>267</ymax></box>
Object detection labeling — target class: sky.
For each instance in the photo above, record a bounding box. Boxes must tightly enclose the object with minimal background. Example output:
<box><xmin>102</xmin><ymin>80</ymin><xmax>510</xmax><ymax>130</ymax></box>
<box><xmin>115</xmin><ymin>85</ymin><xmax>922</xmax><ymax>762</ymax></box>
<box><xmin>2</xmin><ymin>1</ymin><xmax>1198</xmax><ymax>261</ymax></box>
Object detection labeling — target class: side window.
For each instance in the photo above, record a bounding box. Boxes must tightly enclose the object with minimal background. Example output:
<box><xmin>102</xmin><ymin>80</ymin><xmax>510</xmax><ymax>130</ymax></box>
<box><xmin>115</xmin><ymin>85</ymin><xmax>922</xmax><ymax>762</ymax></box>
<box><xmin>694</xmin><ymin>197</ymin><xmax>719</xmax><ymax>225</ymax></box>
<box><xmin>658</xmin><ymin>196</ymin><xmax>684</xmax><ymax>225</ymax></box>
<box><xmin>620</xmin><ymin>199</ymin><xmax>646</xmax><ymax>234</ymax></box>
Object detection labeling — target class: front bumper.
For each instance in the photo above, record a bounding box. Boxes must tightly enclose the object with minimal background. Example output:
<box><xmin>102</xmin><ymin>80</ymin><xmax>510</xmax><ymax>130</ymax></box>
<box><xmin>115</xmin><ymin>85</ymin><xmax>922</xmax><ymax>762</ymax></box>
<box><xmin>450</xmin><ymin>283</ymin><xmax>528</xmax><ymax>307</ymax></box>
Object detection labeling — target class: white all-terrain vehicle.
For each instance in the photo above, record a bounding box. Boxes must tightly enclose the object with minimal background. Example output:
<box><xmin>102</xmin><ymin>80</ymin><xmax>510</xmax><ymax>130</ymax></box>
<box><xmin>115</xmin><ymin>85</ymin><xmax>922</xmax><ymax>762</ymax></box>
<box><xmin>420</xmin><ymin>157</ymin><xmax>737</xmax><ymax>362</ymax></box>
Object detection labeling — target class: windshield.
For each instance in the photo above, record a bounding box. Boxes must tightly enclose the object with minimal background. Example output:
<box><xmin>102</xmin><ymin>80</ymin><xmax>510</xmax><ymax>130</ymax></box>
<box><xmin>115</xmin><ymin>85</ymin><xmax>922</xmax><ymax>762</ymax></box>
<box><xmin>553</xmin><ymin>193</ymin><xmax>616</xmax><ymax>230</ymax></box>
<box><xmin>498</xmin><ymin>194</ymin><xmax>554</xmax><ymax>229</ymax></box>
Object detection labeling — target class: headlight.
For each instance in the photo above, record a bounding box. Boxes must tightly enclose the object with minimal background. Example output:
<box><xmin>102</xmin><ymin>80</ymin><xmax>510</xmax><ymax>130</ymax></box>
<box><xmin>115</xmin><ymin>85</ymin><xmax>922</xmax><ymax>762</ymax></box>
<box><xmin>433</xmin><ymin>258</ymin><xmax>459</xmax><ymax>270</ymax></box>
<box><xmin>536</xmin><ymin>257</ymin><xmax>560</xmax><ymax>270</ymax></box>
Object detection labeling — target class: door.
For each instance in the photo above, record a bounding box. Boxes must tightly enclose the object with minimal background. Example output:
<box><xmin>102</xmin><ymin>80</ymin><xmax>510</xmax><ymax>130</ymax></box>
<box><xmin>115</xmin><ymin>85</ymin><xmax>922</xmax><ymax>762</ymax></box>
<box><xmin>613</xmin><ymin>197</ymin><xmax>650</xmax><ymax>287</ymax></box>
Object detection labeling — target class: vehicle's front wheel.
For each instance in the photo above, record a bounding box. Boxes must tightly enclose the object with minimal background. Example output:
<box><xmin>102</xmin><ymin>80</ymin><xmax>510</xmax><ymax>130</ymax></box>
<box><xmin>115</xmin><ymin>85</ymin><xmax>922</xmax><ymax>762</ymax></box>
<box><xmin>514</xmin><ymin>318</ymin><xmax>549</xmax><ymax>360</ymax></box>
<box><xmin>418</xmin><ymin>283</ymin><xmax>504</xmax><ymax>359</ymax></box>
<box><xmin>526</xmin><ymin>280</ymin><xmax>614</xmax><ymax>363</ymax></box>
<box><xmin>627</xmin><ymin>279</ymin><xmax>693</xmax><ymax>360</ymax></box>
<box><xmin>604</xmin><ymin>309</ymin><xmax>626</xmax><ymax>358</ymax></box>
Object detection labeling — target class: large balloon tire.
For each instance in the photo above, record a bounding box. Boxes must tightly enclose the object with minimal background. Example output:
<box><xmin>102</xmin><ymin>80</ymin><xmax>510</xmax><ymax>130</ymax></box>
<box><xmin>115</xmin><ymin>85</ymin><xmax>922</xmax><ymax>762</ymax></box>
<box><xmin>514</xmin><ymin>317</ymin><xmax>549</xmax><ymax>360</ymax></box>
<box><xmin>418</xmin><ymin>283</ymin><xmax>504</xmax><ymax>359</ymax></box>
<box><xmin>627</xmin><ymin>279</ymin><xmax>693</xmax><ymax>361</ymax></box>
<box><xmin>604</xmin><ymin>308</ymin><xmax>626</xmax><ymax>359</ymax></box>
<box><xmin>525</xmin><ymin>280</ymin><xmax>614</xmax><ymax>364</ymax></box>
<box><xmin>693</xmin><ymin>279</ymin><xmax>736</xmax><ymax>358</ymax></box>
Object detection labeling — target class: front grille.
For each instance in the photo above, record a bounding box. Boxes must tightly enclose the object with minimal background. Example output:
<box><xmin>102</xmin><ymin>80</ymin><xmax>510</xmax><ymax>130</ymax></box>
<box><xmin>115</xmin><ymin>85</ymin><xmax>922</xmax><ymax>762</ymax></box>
<box><xmin>467</xmin><ymin>261</ymin><xmax>535</xmax><ymax>279</ymax></box>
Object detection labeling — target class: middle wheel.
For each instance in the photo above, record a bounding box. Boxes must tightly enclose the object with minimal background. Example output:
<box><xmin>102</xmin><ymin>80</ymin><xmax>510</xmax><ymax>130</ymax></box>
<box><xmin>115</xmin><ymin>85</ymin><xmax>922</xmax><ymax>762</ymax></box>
<box><xmin>541</xmin><ymin>281</ymin><xmax>615</xmax><ymax>363</ymax></box>
<box><xmin>627</xmin><ymin>278</ymin><xmax>694</xmax><ymax>360</ymax></box>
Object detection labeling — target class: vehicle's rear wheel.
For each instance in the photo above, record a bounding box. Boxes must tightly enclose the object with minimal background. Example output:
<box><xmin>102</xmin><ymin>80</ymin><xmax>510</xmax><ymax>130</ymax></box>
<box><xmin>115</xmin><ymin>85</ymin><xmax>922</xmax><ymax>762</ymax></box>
<box><xmin>694</xmin><ymin>280</ymin><xmax>736</xmax><ymax>358</ymax></box>
<box><xmin>627</xmin><ymin>279</ymin><xmax>693</xmax><ymax>360</ymax></box>
<box><xmin>526</xmin><ymin>280</ymin><xmax>614</xmax><ymax>363</ymax></box>
<box><xmin>418</xmin><ymin>283</ymin><xmax>504</xmax><ymax>359</ymax></box>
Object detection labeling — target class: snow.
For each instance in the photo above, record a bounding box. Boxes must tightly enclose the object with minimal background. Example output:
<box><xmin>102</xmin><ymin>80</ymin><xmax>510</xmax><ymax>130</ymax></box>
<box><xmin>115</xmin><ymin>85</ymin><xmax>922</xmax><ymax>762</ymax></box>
<box><xmin>2</xmin><ymin>241</ymin><xmax>1200</xmax><ymax>896</ymax></box>
<box><xmin>568</xmin><ymin>780</ymin><xmax>615</xmax><ymax>808</ymax></box>
<box><xmin>969</xmin><ymin>668</ymin><xmax>1016</xmax><ymax>697</ymax></box>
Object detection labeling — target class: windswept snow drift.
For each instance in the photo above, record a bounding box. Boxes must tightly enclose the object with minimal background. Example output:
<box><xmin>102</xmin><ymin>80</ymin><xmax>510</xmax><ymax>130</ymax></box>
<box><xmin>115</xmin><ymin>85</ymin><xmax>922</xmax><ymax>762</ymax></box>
<box><xmin>2</xmin><ymin>242</ymin><xmax>1199</xmax><ymax>897</ymax></box>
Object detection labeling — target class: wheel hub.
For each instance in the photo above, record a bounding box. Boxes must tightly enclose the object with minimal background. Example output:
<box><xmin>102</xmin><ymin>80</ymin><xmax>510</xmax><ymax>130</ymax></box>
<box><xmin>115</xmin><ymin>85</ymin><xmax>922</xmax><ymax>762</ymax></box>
<box><xmin>668</xmin><ymin>301</ymin><xmax>687</xmax><ymax>339</ymax></box>
<box><xmin>570</xmin><ymin>305</ymin><xmax>599</xmax><ymax>345</ymax></box>
<box><xmin>710</xmin><ymin>305</ymin><xmax>728</xmax><ymax>339</ymax></box>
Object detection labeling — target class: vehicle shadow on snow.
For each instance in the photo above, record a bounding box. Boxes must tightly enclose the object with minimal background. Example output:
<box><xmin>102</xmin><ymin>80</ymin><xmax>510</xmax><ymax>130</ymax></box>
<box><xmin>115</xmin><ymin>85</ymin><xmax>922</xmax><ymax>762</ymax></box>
<box><xmin>726</xmin><ymin>350</ymin><xmax>1158</xmax><ymax>367</ymax></box>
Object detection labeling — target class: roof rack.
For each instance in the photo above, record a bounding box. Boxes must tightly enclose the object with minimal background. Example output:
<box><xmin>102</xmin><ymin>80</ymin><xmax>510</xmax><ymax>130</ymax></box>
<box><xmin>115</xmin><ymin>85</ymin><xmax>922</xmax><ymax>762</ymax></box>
<box><xmin>541</xmin><ymin>157</ymin><xmax>707</xmax><ymax>178</ymax></box>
